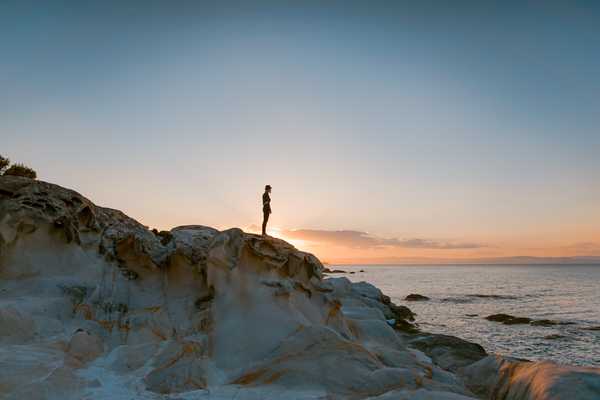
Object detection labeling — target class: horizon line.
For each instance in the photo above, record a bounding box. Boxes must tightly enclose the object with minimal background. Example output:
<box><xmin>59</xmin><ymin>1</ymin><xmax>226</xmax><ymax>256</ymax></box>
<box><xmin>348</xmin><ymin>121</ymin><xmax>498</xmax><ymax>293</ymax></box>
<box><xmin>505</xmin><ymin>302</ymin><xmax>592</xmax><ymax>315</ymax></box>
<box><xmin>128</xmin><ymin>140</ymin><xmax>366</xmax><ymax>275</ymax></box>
<box><xmin>324</xmin><ymin>255</ymin><xmax>600</xmax><ymax>266</ymax></box>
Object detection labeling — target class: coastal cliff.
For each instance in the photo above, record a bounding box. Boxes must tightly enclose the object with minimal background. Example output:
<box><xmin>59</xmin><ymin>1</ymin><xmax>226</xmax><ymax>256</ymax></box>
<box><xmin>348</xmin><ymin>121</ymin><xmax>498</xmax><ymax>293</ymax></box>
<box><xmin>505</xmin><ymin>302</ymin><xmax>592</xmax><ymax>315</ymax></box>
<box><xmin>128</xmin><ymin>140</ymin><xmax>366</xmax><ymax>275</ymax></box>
<box><xmin>0</xmin><ymin>176</ymin><xmax>598</xmax><ymax>399</ymax></box>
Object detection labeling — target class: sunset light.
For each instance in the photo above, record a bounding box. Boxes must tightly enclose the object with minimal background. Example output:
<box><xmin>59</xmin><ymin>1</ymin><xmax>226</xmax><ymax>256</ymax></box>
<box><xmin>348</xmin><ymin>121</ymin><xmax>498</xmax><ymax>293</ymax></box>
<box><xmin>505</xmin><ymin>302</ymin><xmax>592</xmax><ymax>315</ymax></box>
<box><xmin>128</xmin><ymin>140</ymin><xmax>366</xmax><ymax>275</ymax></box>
<box><xmin>1</xmin><ymin>3</ymin><xmax>599</xmax><ymax>398</ymax></box>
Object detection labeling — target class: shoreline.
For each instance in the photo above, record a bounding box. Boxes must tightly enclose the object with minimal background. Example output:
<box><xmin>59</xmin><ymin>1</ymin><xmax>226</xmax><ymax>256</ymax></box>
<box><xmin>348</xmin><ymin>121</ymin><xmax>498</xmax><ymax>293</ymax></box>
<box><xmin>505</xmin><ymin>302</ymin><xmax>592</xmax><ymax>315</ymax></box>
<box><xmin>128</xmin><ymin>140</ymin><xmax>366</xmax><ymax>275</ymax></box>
<box><xmin>332</xmin><ymin>265</ymin><xmax>600</xmax><ymax>368</ymax></box>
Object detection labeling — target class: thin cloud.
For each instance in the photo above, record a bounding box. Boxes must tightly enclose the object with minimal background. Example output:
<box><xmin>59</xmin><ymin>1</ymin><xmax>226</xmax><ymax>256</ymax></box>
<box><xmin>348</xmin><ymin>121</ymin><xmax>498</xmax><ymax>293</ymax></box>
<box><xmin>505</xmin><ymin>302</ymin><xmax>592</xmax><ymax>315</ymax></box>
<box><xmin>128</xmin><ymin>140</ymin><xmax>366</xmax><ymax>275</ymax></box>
<box><xmin>281</xmin><ymin>229</ymin><xmax>486</xmax><ymax>250</ymax></box>
<box><xmin>562</xmin><ymin>242</ymin><xmax>600</xmax><ymax>255</ymax></box>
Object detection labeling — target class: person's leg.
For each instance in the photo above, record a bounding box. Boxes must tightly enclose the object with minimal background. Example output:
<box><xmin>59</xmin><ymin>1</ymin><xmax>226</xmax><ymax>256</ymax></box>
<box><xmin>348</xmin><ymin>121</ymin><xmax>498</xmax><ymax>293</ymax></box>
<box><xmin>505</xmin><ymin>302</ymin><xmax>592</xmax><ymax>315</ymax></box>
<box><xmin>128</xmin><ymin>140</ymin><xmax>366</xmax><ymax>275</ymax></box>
<box><xmin>262</xmin><ymin>211</ymin><xmax>269</xmax><ymax>235</ymax></box>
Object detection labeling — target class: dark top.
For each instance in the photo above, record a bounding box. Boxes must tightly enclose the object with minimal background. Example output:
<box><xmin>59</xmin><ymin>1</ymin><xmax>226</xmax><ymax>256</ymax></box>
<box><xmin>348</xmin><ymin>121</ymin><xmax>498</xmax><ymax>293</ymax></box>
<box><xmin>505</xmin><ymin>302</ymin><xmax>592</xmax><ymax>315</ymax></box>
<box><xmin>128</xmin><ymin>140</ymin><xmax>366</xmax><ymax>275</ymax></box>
<box><xmin>262</xmin><ymin>192</ymin><xmax>271</xmax><ymax>213</ymax></box>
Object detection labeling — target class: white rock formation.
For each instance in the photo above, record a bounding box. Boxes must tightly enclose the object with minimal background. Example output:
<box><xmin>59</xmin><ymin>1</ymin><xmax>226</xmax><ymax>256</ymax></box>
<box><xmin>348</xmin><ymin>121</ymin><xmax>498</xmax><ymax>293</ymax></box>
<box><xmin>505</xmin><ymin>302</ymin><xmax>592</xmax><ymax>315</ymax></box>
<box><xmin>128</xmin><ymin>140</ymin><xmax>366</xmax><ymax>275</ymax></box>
<box><xmin>0</xmin><ymin>176</ymin><xmax>598</xmax><ymax>399</ymax></box>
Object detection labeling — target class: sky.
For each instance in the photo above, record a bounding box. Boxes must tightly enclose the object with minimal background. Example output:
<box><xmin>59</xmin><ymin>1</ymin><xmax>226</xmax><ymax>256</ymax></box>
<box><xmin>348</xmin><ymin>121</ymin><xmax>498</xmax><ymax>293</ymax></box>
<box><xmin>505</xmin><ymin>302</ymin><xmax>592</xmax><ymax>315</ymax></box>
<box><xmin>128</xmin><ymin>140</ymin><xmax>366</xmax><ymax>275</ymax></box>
<box><xmin>2</xmin><ymin>1</ymin><xmax>599</xmax><ymax>263</ymax></box>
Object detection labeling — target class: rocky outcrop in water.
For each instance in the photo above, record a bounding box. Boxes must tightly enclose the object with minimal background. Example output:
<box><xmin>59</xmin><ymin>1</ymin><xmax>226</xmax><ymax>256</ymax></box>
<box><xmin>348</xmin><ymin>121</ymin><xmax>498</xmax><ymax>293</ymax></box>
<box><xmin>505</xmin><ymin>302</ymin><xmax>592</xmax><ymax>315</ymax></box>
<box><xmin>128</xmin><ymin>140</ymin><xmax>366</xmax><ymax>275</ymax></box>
<box><xmin>485</xmin><ymin>314</ymin><xmax>577</xmax><ymax>327</ymax></box>
<box><xmin>405</xmin><ymin>294</ymin><xmax>430</xmax><ymax>301</ymax></box>
<box><xmin>0</xmin><ymin>176</ymin><xmax>599</xmax><ymax>399</ymax></box>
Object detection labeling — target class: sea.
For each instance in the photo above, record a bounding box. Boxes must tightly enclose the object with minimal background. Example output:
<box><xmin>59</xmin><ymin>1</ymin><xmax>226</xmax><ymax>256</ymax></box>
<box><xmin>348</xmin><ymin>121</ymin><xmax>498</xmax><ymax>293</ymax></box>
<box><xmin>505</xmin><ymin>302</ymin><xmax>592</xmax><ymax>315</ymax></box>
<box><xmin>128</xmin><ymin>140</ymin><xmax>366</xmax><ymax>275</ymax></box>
<box><xmin>334</xmin><ymin>264</ymin><xmax>600</xmax><ymax>367</ymax></box>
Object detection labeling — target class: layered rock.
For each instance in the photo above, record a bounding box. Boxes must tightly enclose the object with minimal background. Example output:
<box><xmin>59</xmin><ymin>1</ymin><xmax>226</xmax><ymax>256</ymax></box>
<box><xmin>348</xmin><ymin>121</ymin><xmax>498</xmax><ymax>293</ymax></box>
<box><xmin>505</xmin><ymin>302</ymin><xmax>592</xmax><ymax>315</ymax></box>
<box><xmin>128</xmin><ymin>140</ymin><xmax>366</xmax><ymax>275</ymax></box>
<box><xmin>0</xmin><ymin>176</ymin><xmax>598</xmax><ymax>400</ymax></box>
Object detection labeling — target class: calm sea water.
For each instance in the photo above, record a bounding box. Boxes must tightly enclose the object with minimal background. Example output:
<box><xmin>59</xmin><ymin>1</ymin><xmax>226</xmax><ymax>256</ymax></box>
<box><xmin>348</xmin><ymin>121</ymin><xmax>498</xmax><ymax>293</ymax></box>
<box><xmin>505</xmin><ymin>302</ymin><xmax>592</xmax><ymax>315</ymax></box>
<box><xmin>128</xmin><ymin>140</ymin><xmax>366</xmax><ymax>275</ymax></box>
<box><xmin>335</xmin><ymin>264</ymin><xmax>600</xmax><ymax>367</ymax></box>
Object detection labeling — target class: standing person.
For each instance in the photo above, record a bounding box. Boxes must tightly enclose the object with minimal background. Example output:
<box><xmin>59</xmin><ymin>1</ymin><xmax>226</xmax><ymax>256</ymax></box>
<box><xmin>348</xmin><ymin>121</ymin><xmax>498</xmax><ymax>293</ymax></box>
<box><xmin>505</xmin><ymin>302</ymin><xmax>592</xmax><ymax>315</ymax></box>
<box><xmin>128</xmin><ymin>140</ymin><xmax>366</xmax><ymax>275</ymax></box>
<box><xmin>262</xmin><ymin>185</ymin><xmax>272</xmax><ymax>236</ymax></box>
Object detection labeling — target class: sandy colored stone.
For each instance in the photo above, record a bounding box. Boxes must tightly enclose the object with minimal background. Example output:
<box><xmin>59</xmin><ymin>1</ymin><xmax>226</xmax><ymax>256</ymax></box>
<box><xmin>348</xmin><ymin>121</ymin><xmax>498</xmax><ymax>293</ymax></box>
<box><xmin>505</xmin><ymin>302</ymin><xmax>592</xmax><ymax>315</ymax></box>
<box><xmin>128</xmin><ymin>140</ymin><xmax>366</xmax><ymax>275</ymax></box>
<box><xmin>0</xmin><ymin>176</ymin><xmax>598</xmax><ymax>399</ymax></box>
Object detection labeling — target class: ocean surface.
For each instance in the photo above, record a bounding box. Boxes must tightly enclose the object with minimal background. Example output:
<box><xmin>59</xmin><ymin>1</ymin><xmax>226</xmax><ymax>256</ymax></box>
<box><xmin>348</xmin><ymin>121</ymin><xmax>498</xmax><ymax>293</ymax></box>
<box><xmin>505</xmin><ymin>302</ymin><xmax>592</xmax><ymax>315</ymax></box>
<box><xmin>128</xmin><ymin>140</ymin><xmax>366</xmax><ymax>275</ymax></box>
<box><xmin>335</xmin><ymin>264</ymin><xmax>600</xmax><ymax>367</ymax></box>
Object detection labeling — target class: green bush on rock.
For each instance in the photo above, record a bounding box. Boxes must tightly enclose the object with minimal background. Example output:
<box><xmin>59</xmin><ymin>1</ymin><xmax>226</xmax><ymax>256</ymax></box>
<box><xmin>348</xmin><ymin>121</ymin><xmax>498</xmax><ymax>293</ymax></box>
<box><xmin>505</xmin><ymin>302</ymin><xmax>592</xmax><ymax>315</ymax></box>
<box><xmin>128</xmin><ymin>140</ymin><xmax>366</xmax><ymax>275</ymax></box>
<box><xmin>0</xmin><ymin>154</ymin><xmax>37</xmax><ymax>179</ymax></box>
<box><xmin>3</xmin><ymin>163</ymin><xmax>37</xmax><ymax>179</ymax></box>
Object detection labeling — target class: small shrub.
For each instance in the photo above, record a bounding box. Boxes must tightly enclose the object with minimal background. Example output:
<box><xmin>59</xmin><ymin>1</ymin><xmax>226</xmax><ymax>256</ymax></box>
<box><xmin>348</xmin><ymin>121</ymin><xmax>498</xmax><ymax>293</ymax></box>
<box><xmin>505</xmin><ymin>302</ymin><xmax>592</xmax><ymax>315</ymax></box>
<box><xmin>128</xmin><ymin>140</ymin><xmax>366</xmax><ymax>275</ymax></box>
<box><xmin>0</xmin><ymin>155</ymin><xmax>9</xmax><ymax>173</ymax></box>
<box><xmin>3</xmin><ymin>163</ymin><xmax>37</xmax><ymax>179</ymax></box>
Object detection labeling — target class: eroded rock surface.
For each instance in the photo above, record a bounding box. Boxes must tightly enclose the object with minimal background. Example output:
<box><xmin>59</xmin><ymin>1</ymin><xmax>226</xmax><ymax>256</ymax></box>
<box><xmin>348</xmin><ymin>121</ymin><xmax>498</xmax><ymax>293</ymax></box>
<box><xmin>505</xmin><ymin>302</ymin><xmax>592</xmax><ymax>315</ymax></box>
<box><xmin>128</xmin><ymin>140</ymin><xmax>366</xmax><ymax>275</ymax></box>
<box><xmin>461</xmin><ymin>355</ymin><xmax>600</xmax><ymax>400</ymax></box>
<box><xmin>0</xmin><ymin>176</ymin><xmax>598</xmax><ymax>399</ymax></box>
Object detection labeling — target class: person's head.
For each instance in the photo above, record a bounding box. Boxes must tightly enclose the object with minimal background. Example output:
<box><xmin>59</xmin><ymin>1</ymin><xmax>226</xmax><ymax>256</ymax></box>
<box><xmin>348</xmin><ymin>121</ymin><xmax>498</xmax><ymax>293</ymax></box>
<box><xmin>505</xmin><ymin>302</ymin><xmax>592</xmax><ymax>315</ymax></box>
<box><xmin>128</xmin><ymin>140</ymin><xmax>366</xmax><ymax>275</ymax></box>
<box><xmin>265</xmin><ymin>185</ymin><xmax>272</xmax><ymax>193</ymax></box>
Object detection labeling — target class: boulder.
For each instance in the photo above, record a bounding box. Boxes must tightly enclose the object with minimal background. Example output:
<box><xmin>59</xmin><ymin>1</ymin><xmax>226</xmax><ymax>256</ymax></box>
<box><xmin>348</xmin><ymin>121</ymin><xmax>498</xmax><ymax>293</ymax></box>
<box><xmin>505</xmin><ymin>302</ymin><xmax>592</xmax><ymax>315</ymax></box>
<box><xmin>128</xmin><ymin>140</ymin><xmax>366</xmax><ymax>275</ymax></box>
<box><xmin>405</xmin><ymin>294</ymin><xmax>430</xmax><ymax>301</ymax></box>
<box><xmin>390</xmin><ymin>303</ymin><xmax>417</xmax><ymax>321</ymax></box>
<box><xmin>485</xmin><ymin>313</ymin><xmax>532</xmax><ymax>325</ymax></box>
<box><xmin>408</xmin><ymin>334</ymin><xmax>487</xmax><ymax>372</ymax></box>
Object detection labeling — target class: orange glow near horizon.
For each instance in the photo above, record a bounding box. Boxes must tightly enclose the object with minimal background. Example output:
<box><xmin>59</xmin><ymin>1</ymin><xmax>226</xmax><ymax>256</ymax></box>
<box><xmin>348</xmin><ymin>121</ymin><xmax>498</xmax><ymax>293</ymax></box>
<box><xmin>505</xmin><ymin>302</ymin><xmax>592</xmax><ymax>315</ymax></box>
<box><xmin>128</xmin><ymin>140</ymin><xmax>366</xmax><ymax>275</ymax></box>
<box><xmin>236</xmin><ymin>224</ymin><xmax>600</xmax><ymax>265</ymax></box>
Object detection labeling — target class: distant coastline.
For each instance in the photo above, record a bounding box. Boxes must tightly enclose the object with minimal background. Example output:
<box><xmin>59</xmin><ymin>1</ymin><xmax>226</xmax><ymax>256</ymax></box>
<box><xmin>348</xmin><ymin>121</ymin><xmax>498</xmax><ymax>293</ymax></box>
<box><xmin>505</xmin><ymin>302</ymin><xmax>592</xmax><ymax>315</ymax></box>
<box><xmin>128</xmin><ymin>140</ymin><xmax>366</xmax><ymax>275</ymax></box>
<box><xmin>326</xmin><ymin>256</ymin><xmax>600</xmax><ymax>266</ymax></box>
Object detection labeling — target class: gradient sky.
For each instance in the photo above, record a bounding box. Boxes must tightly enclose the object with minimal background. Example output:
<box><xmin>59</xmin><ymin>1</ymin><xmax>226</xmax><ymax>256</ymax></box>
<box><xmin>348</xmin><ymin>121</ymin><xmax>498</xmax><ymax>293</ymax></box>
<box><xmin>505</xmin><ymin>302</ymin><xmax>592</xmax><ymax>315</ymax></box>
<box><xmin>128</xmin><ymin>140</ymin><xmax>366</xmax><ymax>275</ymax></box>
<box><xmin>2</xmin><ymin>1</ymin><xmax>599</xmax><ymax>263</ymax></box>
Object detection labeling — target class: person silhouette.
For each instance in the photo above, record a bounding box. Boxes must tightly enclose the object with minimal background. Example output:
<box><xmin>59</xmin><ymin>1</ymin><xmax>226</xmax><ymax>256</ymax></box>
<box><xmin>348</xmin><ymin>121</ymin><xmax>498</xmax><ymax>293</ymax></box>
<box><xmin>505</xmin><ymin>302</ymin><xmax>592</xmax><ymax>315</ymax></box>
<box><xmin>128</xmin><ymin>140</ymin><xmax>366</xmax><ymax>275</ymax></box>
<box><xmin>262</xmin><ymin>185</ymin><xmax>272</xmax><ymax>236</ymax></box>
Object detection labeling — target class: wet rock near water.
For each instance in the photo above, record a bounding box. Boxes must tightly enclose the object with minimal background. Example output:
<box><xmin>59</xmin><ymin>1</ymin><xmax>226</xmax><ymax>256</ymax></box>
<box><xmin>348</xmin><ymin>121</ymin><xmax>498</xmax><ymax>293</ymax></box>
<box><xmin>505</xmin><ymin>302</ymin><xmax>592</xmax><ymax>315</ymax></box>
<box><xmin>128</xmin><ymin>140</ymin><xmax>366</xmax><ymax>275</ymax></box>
<box><xmin>407</xmin><ymin>334</ymin><xmax>487</xmax><ymax>373</ymax></box>
<box><xmin>390</xmin><ymin>303</ymin><xmax>416</xmax><ymax>322</ymax></box>
<box><xmin>323</xmin><ymin>267</ymin><xmax>347</xmax><ymax>273</ymax></box>
<box><xmin>405</xmin><ymin>293</ymin><xmax>430</xmax><ymax>301</ymax></box>
<box><xmin>486</xmin><ymin>313</ymin><xmax>578</xmax><ymax>327</ymax></box>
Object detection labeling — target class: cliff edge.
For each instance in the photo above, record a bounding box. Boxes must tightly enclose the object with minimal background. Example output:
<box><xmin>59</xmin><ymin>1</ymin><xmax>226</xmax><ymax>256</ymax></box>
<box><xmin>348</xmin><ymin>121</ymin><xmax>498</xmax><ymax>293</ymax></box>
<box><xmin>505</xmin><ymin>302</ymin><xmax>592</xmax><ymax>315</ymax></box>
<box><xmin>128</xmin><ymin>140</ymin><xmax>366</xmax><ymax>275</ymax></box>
<box><xmin>0</xmin><ymin>176</ymin><xmax>598</xmax><ymax>399</ymax></box>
